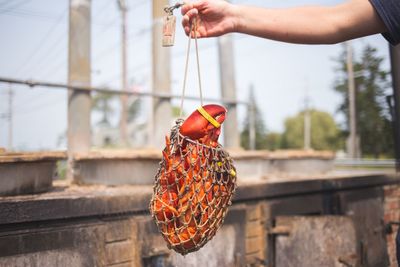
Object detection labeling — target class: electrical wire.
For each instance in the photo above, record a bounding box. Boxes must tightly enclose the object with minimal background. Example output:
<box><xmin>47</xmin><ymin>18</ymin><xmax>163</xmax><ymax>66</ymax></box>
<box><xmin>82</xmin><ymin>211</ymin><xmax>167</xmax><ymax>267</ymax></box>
<box><xmin>93</xmin><ymin>26</ymin><xmax>151</xmax><ymax>63</ymax></box>
<box><xmin>1</xmin><ymin>7</ymin><xmax>121</xmax><ymax>27</ymax></box>
<box><xmin>13</xmin><ymin>92</ymin><xmax>66</xmax><ymax>116</ymax></box>
<box><xmin>93</xmin><ymin>0</ymin><xmax>114</xmax><ymax>19</ymax></box>
<box><xmin>38</xmin><ymin>58</ymin><xmax>67</xmax><ymax>80</ymax></box>
<box><xmin>0</xmin><ymin>8</ymin><xmax>60</xmax><ymax>22</ymax></box>
<box><xmin>13</xmin><ymin>7</ymin><xmax>68</xmax><ymax>78</ymax></box>
<box><xmin>0</xmin><ymin>0</ymin><xmax>32</xmax><ymax>14</ymax></box>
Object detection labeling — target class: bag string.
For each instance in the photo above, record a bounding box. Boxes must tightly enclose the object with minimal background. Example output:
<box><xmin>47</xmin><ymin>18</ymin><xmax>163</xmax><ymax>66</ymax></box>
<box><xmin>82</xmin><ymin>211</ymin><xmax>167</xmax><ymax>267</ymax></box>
<box><xmin>179</xmin><ymin>18</ymin><xmax>204</xmax><ymax>118</ymax></box>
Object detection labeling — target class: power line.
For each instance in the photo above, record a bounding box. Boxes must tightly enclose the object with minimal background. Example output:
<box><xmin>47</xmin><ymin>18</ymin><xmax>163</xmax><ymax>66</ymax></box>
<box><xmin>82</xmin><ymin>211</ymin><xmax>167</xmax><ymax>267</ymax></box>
<box><xmin>94</xmin><ymin>16</ymin><xmax>119</xmax><ymax>35</ymax></box>
<box><xmin>93</xmin><ymin>26</ymin><xmax>151</xmax><ymax>63</ymax></box>
<box><xmin>1</xmin><ymin>8</ymin><xmax>121</xmax><ymax>27</ymax></box>
<box><xmin>37</xmin><ymin>57</ymin><xmax>67</xmax><ymax>80</ymax></box>
<box><xmin>93</xmin><ymin>0</ymin><xmax>114</xmax><ymax>18</ymax></box>
<box><xmin>92</xmin><ymin>0</ymin><xmax>118</xmax><ymax>35</ymax></box>
<box><xmin>29</xmin><ymin>32</ymin><xmax>68</xmax><ymax>80</ymax></box>
<box><xmin>14</xmin><ymin>93</ymin><xmax>65</xmax><ymax>115</ymax></box>
<box><xmin>0</xmin><ymin>0</ymin><xmax>31</xmax><ymax>14</ymax></box>
<box><xmin>92</xmin><ymin>0</ymin><xmax>150</xmax><ymax>35</ymax></box>
<box><xmin>0</xmin><ymin>8</ymin><xmax>61</xmax><ymax>21</ymax></box>
<box><xmin>13</xmin><ymin>7</ymin><xmax>68</xmax><ymax>78</ymax></box>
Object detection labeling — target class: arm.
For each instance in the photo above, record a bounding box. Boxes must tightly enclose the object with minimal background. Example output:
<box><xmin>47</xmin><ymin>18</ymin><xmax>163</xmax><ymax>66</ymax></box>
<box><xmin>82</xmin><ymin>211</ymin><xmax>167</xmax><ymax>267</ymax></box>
<box><xmin>181</xmin><ymin>0</ymin><xmax>387</xmax><ymax>44</ymax></box>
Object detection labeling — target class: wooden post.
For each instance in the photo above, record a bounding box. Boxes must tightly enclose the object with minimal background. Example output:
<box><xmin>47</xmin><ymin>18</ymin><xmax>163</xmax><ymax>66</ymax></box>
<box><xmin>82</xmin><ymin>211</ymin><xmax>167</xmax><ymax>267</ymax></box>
<box><xmin>249</xmin><ymin>85</ymin><xmax>256</xmax><ymax>150</ymax></box>
<box><xmin>152</xmin><ymin>0</ymin><xmax>172</xmax><ymax>149</ymax></box>
<box><xmin>67</xmin><ymin>0</ymin><xmax>91</xmax><ymax>180</ymax></box>
<box><xmin>390</xmin><ymin>45</ymin><xmax>400</xmax><ymax>172</ymax></box>
<box><xmin>118</xmin><ymin>0</ymin><xmax>129</xmax><ymax>146</ymax></box>
<box><xmin>346</xmin><ymin>41</ymin><xmax>360</xmax><ymax>158</ymax></box>
<box><xmin>7</xmin><ymin>84</ymin><xmax>13</xmax><ymax>151</ymax></box>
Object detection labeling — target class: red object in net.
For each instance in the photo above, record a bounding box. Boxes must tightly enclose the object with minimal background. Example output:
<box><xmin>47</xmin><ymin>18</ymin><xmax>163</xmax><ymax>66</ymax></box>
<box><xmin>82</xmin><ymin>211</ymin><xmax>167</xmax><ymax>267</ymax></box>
<box><xmin>149</xmin><ymin>105</ymin><xmax>237</xmax><ymax>255</ymax></box>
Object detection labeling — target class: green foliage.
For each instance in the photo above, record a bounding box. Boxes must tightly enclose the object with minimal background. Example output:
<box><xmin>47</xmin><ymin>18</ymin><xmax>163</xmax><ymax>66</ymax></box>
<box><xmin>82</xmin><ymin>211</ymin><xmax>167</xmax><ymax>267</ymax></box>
<box><xmin>127</xmin><ymin>98</ymin><xmax>141</xmax><ymax>123</ymax></box>
<box><xmin>265</xmin><ymin>132</ymin><xmax>282</xmax><ymax>151</ymax></box>
<box><xmin>333</xmin><ymin>45</ymin><xmax>394</xmax><ymax>157</ymax></box>
<box><xmin>172</xmin><ymin>106</ymin><xmax>185</xmax><ymax>117</ymax></box>
<box><xmin>92</xmin><ymin>92</ymin><xmax>115</xmax><ymax>126</ymax></box>
<box><xmin>55</xmin><ymin>160</ymin><xmax>67</xmax><ymax>180</ymax></box>
<box><xmin>281</xmin><ymin>110</ymin><xmax>342</xmax><ymax>150</ymax></box>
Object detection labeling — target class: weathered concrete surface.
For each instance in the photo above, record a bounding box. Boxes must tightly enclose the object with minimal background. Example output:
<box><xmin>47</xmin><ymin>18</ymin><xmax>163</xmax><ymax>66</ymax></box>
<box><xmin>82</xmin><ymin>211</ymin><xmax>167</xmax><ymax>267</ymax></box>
<box><xmin>73</xmin><ymin>150</ymin><xmax>160</xmax><ymax>185</ymax></box>
<box><xmin>0</xmin><ymin>162</ymin><xmax>54</xmax><ymax>196</ymax></box>
<box><xmin>0</xmin><ymin>152</ymin><xmax>65</xmax><ymax>196</ymax></box>
<box><xmin>0</xmin><ymin>182</ymin><xmax>152</xmax><ymax>225</ymax></box>
<box><xmin>340</xmin><ymin>187</ymin><xmax>390</xmax><ymax>266</ymax></box>
<box><xmin>171</xmin><ymin>225</ymin><xmax>237</xmax><ymax>266</ymax></box>
<box><xmin>275</xmin><ymin>216</ymin><xmax>358</xmax><ymax>267</ymax></box>
<box><xmin>0</xmin><ymin>173</ymin><xmax>397</xmax><ymax>267</ymax></box>
<box><xmin>0</xmin><ymin>218</ymin><xmax>141</xmax><ymax>267</ymax></box>
<box><xmin>231</xmin><ymin>150</ymin><xmax>334</xmax><ymax>179</ymax></box>
<box><xmin>72</xmin><ymin>149</ymin><xmax>335</xmax><ymax>185</ymax></box>
<box><xmin>0</xmin><ymin>174</ymin><xmax>397</xmax><ymax>225</ymax></box>
<box><xmin>0</xmin><ymin>250</ymin><xmax>86</xmax><ymax>267</ymax></box>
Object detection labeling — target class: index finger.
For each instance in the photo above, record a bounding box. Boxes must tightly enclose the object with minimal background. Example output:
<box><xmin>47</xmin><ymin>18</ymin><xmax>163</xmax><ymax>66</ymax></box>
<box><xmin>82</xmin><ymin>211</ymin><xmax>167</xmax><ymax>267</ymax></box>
<box><xmin>181</xmin><ymin>2</ymin><xmax>194</xmax><ymax>16</ymax></box>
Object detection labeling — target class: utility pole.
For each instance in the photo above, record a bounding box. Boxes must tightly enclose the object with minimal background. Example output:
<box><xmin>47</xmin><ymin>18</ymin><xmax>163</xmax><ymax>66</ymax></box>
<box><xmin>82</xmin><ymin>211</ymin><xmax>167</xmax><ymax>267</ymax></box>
<box><xmin>248</xmin><ymin>85</ymin><xmax>256</xmax><ymax>150</ymax></box>
<box><xmin>7</xmin><ymin>84</ymin><xmax>13</xmax><ymax>151</ymax></box>
<box><xmin>218</xmin><ymin>33</ymin><xmax>240</xmax><ymax>149</ymax></box>
<box><xmin>303</xmin><ymin>80</ymin><xmax>311</xmax><ymax>150</ymax></box>
<box><xmin>152</xmin><ymin>0</ymin><xmax>172</xmax><ymax>149</ymax></box>
<box><xmin>303</xmin><ymin>95</ymin><xmax>311</xmax><ymax>150</ymax></box>
<box><xmin>118</xmin><ymin>0</ymin><xmax>129</xmax><ymax>146</ymax></box>
<box><xmin>346</xmin><ymin>41</ymin><xmax>360</xmax><ymax>158</ymax></box>
<box><xmin>390</xmin><ymin>44</ymin><xmax>400</xmax><ymax>172</ymax></box>
<box><xmin>68</xmin><ymin>0</ymin><xmax>91</xmax><ymax>180</ymax></box>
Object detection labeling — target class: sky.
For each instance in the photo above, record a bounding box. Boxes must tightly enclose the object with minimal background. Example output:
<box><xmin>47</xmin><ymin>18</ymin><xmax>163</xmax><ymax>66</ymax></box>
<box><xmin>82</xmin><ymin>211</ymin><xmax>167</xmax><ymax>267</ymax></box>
<box><xmin>0</xmin><ymin>0</ymin><xmax>391</xmax><ymax>151</ymax></box>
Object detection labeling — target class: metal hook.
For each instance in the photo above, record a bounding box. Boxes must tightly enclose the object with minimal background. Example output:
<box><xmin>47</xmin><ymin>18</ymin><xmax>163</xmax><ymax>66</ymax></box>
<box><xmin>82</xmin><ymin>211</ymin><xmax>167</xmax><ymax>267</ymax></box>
<box><xmin>164</xmin><ymin>2</ymin><xmax>183</xmax><ymax>15</ymax></box>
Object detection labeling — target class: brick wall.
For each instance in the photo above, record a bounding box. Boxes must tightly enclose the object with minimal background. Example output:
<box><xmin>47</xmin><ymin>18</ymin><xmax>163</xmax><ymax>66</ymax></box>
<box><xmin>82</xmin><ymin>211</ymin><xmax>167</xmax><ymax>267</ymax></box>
<box><xmin>245</xmin><ymin>203</ymin><xmax>266</xmax><ymax>266</ymax></box>
<box><xmin>384</xmin><ymin>184</ymin><xmax>400</xmax><ymax>267</ymax></box>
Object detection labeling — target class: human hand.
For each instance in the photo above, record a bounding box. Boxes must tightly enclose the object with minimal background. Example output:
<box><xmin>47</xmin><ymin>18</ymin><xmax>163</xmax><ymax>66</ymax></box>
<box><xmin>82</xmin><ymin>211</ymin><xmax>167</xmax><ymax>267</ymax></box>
<box><xmin>181</xmin><ymin>0</ymin><xmax>238</xmax><ymax>38</ymax></box>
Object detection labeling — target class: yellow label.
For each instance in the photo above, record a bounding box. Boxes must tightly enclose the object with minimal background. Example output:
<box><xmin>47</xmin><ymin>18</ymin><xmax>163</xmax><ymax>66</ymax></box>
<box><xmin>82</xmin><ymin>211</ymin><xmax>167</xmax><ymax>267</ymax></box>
<box><xmin>197</xmin><ymin>107</ymin><xmax>221</xmax><ymax>128</ymax></box>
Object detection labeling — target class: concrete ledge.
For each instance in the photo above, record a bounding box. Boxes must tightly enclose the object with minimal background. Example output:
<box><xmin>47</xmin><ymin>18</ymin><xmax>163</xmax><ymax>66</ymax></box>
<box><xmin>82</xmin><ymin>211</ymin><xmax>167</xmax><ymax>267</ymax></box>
<box><xmin>0</xmin><ymin>152</ymin><xmax>66</xmax><ymax>196</ymax></box>
<box><xmin>0</xmin><ymin>151</ymin><xmax>66</xmax><ymax>163</ymax></box>
<box><xmin>73</xmin><ymin>149</ymin><xmax>335</xmax><ymax>185</ymax></box>
<box><xmin>235</xmin><ymin>172</ymin><xmax>400</xmax><ymax>201</ymax></box>
<box><xmin>228</xmin><ymin>149</ymin><xmax>334</xmax><ymax>160</ymax></box>
<box><xmin>0</xmin><ymin>182</ymin><xmax>152</xmax><ymax>225</ymax></box>
<box><xmin>0</xmin><ymin>173</ymin><xmax>398</xmax><ymax>226</ymax></box>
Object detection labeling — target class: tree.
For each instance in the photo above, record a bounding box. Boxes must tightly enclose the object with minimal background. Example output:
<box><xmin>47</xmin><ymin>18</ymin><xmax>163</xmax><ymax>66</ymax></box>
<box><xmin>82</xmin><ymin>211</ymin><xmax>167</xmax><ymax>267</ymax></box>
<box><xmin>281</xmin><ymin>109</ymin><xmax>342</xmax><ymax>151</ymax></box>
<box><xmin>240</xmin><ymin>85</ymin><xmax>268</xmax><ymax>150</ymax></box>
<box><xmin>172</xmin><ymin>106</ymin><xmax>186</xmax><ymax>118</ymax></box>
<box><xmin>265</xmin><ymin>132</ymin><xmax>282</xmax><ymax>151</ymax></box>
<box><xmin>92</xmin><ymin>92</ymin><xmax>115</xmax><ymax>126</ymax></box>
<box><xmin>127</xmin><ymin>98</ymin><xmax>141</xmax><ymax>123</ymax></box>
<box><xmin>333</xmin><ymin>45</ymin><xmax>394</xmax><ymax>158</ymax></box>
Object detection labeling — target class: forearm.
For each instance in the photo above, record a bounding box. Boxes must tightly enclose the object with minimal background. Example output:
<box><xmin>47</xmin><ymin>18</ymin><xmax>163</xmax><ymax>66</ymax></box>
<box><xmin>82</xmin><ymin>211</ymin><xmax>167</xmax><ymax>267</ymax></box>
<box><xmin>231</xmin><ymin>1</ymin><xmax>386</xmax><ymax>44</ymax></box>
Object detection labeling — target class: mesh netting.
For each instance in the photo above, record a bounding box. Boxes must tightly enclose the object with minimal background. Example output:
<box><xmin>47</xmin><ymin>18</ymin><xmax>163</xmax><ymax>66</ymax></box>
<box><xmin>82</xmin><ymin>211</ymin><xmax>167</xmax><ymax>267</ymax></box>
<box><xmin>149</xmin><ymin>119</ymin><xmax>237</xmax><ymax>255</ymax></box>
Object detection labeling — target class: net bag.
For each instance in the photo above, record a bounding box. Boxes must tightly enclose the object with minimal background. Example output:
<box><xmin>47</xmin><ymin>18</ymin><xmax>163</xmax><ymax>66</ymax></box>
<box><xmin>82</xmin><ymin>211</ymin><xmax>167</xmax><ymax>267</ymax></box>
<box><xmin>149</xmin><ymin>115</ymin><xmax>237</xmax><ymax>255</ymax></box>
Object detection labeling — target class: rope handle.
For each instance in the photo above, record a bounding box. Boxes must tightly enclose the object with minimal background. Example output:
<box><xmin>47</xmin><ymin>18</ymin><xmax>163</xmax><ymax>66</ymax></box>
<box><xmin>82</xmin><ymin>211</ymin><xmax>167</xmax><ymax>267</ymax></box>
<box><xmin>179</xmin><ymin>18</ymin><xmax>204</xmax><ymax>117</ymax></box>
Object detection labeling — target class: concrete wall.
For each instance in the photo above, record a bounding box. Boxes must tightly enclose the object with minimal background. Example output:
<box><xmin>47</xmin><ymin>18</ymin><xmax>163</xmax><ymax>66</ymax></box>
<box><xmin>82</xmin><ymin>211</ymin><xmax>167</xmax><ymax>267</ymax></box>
<box><xmin>72</xmin><ymin>150</ymin><xmax>334</xmax><ymax>185</ymax></box>
<box><xmin>0</xmin><ymin>173</ymin><xmax>398</xmax><ymax>267</ymax></box>
<box><xmin>384</xmin><ymin>184</ymin><xmax>400</xmax><ymax>267</ymax></box>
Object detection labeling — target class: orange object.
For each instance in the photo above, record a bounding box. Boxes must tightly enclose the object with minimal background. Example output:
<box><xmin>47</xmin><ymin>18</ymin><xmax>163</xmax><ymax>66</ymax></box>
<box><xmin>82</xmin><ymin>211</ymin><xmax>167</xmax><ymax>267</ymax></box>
<box><xmin>150</xmin><ymin>105</ymin><xmax>237</xmax><ymax>255</ymax></box>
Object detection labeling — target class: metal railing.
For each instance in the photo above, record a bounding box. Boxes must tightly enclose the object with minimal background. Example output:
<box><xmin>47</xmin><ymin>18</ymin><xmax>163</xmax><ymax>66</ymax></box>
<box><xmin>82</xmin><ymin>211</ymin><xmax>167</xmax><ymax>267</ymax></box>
<box><xmin>0</xmin><ymin>77</ymin><xmax>248</xmax><ymax>105</ymax></box>
<box><xmin>334</xmin><ymin>158</ymin><xmax>396</xmax><ymax>169</ymax></box>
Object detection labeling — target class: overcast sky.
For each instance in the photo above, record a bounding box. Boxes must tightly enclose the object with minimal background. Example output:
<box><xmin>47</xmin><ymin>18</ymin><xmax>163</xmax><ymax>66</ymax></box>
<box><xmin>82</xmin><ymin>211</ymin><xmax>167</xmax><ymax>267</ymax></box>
<box><xmin>0</xmin><ymin>0</ymin><xmax>390</xmax><ymax>151</ymax></box>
